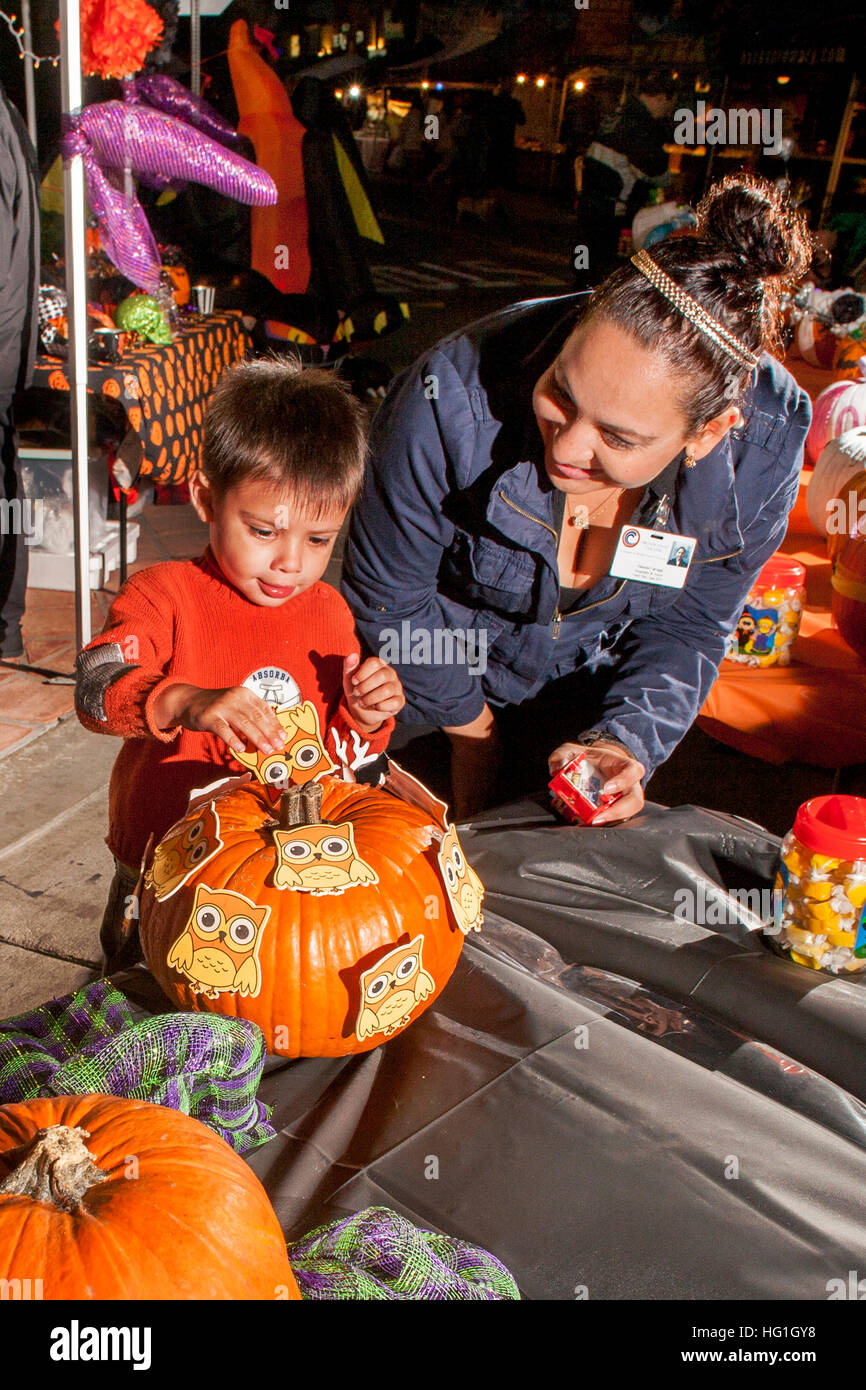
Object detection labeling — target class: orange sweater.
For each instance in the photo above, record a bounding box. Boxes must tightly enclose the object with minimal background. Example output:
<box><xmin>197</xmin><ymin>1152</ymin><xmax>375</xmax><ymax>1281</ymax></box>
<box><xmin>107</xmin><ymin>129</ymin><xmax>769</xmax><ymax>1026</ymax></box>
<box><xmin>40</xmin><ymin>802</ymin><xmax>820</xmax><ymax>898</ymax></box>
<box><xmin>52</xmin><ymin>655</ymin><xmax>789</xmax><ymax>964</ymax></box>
<box><xmin>76</xmin><ymin>549</ymin><xmax>394</xmax><ymax>868</ymax></box>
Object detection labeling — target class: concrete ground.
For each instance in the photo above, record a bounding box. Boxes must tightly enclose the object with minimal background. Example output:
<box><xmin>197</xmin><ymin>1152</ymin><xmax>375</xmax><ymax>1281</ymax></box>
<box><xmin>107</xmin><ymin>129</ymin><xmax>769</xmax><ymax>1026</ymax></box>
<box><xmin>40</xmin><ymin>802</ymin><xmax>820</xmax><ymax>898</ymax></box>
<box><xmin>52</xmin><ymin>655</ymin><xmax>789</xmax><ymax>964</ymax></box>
<box><xmin>0</xmin><ymin>182</ymin><xmax>860</xmax><ymax>1020</ymax></box>
<box><xmin>0</xmin><ymin>497</ymin><xmax>211</xmax><ymax>1014</ymax></box>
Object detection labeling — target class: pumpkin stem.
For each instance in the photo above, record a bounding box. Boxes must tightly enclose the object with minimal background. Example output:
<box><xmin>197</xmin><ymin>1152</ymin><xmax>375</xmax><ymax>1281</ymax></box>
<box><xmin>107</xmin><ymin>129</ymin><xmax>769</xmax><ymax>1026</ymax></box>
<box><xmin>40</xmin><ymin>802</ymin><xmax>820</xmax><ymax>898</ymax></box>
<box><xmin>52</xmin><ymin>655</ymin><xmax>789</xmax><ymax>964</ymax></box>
<box><xmin>280</xmin><ymin>780</ymin><xmax>324</xmax><ymax>828</ymax></box>
<box><xmin>0</xmin><ymin>1125</ymin><xmax>108</xmax><ymax>1212</ymax></box>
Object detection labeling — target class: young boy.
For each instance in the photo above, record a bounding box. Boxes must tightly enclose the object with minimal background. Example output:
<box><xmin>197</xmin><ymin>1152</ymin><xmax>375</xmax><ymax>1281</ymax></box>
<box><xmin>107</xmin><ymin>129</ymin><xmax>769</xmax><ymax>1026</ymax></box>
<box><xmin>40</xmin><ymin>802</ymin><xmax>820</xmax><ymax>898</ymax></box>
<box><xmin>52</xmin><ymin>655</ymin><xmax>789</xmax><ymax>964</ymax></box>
<box><xmin>76</xmin><ymin>358</ymin><xmax>404</xmax><ymax>968</ymax></box>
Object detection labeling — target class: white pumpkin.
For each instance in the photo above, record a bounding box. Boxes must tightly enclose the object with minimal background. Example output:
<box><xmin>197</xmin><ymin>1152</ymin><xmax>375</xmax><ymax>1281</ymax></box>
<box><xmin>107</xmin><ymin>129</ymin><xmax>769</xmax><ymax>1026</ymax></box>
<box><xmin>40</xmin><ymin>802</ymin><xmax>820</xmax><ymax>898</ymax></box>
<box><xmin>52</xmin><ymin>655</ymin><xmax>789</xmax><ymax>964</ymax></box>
<box><xmin>806</xmin><ymin>360</ymin><xmax>866</xmax><ymax>463</ymax></box>
<box><xmin>806</xmin><ymin>427</ymin><xmax>866</xmax><ymax>535</ymax></box>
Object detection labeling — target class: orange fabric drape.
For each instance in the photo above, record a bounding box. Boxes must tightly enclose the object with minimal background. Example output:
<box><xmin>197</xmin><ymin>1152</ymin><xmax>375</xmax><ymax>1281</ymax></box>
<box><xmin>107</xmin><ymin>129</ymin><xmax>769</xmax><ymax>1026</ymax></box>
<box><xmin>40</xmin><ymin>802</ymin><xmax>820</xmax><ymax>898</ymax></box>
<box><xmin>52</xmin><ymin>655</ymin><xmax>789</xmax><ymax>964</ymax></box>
<box><xmin>698</xmin><ymin>472</ymin><xmax>866</xmax><ymax>766</ymax></box>
<box><xmin>227</xmin><ymin>20</ymin><xmax>310</xmax><ymax>294</ymax></box>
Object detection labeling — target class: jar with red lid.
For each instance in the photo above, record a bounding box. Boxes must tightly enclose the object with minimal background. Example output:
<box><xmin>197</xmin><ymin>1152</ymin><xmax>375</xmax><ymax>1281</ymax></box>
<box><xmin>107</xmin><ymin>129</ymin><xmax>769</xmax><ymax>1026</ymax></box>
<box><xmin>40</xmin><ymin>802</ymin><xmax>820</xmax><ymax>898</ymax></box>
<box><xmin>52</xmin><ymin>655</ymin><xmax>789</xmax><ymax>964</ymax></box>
<box><xmin>764</xmin><ymin>794</ymin><xmax>866</xmax><ymax>973</ymax></box>
<box><xmin>725</xmin><ymin>554</ymin><xmax>806</xmax><ymax>668</ymax></box>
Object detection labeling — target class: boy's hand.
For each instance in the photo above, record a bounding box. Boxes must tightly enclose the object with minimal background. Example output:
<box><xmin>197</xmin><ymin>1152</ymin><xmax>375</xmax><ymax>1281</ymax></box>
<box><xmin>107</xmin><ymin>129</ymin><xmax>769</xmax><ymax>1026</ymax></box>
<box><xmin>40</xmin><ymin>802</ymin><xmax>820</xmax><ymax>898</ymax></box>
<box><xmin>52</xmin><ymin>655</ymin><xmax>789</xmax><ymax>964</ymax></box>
<box><xmin>153</xmin><ymin>683</ymin><xmax>288</xmax><ymax>756</ymax></box>
<box><xmin>343</xmin><ymin>653</ymin><xmax>405</xmax><ymax>732</ymax></box>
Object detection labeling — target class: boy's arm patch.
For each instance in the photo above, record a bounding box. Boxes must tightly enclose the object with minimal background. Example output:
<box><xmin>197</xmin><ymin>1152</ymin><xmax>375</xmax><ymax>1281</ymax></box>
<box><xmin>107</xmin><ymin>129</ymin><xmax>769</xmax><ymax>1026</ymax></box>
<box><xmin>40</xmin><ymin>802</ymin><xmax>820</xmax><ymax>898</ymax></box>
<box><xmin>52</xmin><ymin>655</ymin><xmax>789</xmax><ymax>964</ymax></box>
<box><xmin>75</xmin><ymin>643</ymin><xmax>140</xmax><ymax>722</ymax></box>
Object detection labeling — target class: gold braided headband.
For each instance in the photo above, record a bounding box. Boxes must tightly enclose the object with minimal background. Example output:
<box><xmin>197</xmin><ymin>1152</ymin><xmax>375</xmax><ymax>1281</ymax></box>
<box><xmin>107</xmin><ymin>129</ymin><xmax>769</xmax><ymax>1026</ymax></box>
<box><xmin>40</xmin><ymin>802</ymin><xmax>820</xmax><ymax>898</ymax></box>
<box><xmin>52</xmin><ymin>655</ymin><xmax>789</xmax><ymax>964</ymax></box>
<box><xmin>630</xmin><ymin>249</ymin><xmax>759</xmax><ymax>371</ymax></box>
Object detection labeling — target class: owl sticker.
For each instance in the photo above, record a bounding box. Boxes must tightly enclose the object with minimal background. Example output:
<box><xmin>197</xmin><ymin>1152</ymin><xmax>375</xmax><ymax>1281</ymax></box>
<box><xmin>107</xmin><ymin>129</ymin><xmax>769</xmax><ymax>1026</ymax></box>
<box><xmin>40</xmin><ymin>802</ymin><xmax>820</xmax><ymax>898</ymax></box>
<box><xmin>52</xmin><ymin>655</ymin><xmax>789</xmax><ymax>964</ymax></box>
<box><xmin>437</xmin><ymin>823</ymin><xmax>484</xmax><ymax>934</ymax></box>
<box><xmin>166</xmin><ymin>884</ymin><xmax>269</xmax><ymax>999</ymax></box>
<box><xmin>233</xmin><ymin>700</ymin><xmax>335</xmax><ymax>790</ymax></box>
<box><xmin>145</xmin><ymin>802</ymin><xmax>223</xmax><ymax>902</ymax></box>
<box><xmin>355</xmin><ymin>936</ymin><xmax>435</xmax><ymax>1041</ymax></box>
<box><xmin>272</xmin><ymin>821</ymin><xmax>378</xmax><ymax>895</ymax></box>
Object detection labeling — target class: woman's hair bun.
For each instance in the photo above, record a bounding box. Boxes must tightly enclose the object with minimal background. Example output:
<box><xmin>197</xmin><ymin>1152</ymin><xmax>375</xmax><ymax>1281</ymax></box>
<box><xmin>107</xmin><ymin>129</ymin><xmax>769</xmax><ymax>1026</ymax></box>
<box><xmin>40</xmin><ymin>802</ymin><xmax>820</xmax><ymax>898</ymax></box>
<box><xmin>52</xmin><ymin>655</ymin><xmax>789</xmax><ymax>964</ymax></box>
<box><xmin>696</xmin><ymin>173</ymin><xmax>813</xmax><ymax>286</ymax></box>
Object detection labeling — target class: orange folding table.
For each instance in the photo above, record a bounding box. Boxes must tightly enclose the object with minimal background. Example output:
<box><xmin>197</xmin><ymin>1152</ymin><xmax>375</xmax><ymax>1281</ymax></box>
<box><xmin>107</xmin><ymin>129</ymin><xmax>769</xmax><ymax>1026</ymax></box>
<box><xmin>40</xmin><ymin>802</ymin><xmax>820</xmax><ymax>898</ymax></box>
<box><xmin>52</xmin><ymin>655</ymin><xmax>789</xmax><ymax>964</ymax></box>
<box><xmin>698</xmin><ymin>471</ymin><xmax>866</xmax><ymax>766</ymax></box>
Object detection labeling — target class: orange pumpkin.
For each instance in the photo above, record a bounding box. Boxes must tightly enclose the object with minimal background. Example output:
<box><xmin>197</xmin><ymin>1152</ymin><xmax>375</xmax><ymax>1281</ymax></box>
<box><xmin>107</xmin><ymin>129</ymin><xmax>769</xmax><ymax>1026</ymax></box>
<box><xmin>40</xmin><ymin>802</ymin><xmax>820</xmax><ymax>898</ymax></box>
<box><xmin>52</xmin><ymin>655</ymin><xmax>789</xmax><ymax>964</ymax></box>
<box><xmin>833</xmin><ymin>335</ymin><xmax>866</xmax><ymax>380</ymax></box>
<box><xmin>139</xmin><ymin>776</ymin><xmax>471</xmax><ymax>1058</ymax></box>
<box><xmin>164</xmin><ymin>264</ymin><xmax>191</xmax><ymax>307</ymax></box>
<box><xmin>832</xmin><ymin>531</ymin><xmax>866</xmax><ymax>661</ymax></box>
<box><xmin>826</xmin><ymin>468</ymin><xmax>866</xmax><ymax>565</ymax></box>
<box><xmin>0</xmin><ymin>1094</ymin><xmax>300</xmax><ymax>1300</ymax></box>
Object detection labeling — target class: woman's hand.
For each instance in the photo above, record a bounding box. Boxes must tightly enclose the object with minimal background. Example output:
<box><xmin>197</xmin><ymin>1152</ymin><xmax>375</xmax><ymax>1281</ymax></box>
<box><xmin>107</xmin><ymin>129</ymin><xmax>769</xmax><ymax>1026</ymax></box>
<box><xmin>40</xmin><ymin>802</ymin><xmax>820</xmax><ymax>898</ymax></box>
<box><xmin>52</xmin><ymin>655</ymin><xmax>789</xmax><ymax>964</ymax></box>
<box><xmin>152</xmin><ymin>683</ymin><xmax>288</xmax><ymax>756</ymax></box>
<box><xmin>343</xmin><ymin>653</ymin><xmax>405</xmax><ymax>732</ymax></box>
<box><xmin>444</xmin><ymin>704</ymin><xmax>501</xmax><ymax>820</ymax></box>
<box><xmin>549</xmin><ymin>740</ymin><xmax>646</xmax><ymax>824</ymax></box>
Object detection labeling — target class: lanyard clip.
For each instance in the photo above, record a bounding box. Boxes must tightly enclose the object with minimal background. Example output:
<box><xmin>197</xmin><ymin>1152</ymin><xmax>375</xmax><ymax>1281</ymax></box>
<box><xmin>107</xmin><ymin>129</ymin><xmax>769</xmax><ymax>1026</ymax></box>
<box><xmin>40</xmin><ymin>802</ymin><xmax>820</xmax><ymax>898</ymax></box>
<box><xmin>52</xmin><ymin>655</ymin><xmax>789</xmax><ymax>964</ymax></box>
<box><xmin>654</xmin><ymin>493</ymin><xmax>671</xmax><ymax>527</ymax></box>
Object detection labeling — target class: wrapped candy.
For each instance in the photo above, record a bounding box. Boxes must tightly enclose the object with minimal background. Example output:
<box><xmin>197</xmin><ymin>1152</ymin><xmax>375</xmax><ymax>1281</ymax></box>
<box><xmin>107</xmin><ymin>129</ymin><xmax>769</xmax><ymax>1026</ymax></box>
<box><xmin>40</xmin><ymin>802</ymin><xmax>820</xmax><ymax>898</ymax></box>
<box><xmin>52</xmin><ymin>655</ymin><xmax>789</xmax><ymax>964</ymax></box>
<box><xmin>725</xmin><ymin>554</ymin><xmax>806</xmax><ymax>669</ymax></box>
<box><xmin>766</xmin><ymin>795</ymin><xmax>866</xmax><ymax>973</ymax></box>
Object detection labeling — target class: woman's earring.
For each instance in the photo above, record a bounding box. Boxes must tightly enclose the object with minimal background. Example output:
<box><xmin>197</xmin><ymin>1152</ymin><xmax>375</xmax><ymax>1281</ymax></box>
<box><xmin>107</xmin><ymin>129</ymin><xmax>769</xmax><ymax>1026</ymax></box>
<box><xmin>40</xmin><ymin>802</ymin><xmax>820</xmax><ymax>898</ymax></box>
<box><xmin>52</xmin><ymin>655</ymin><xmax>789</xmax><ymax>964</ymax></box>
<box><xmin>684</xmin><ymin>452</ymin><xmax>697</xmax><ymax>469</ymax></box>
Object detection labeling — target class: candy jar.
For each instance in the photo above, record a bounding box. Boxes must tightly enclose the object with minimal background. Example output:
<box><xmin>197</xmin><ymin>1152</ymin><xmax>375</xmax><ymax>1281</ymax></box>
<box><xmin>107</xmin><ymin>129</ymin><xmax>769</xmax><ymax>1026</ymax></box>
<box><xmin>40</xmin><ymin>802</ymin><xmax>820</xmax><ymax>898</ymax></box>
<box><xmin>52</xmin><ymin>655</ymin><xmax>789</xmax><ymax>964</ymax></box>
<box><xmin>765</xmin><ymin>794</ymin><xmax>866</xmax><ymax>973</ymax></box>
<box><xmin>725</xmin><ymin>554</ymin><xmax>807</xmax><ymax>668</ymax></box>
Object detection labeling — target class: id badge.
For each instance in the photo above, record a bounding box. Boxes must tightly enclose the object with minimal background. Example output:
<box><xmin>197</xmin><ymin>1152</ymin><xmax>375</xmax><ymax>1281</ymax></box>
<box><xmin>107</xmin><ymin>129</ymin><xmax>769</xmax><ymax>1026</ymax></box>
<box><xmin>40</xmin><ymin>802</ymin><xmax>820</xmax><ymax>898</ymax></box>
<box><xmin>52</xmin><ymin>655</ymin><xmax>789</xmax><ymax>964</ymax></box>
<box><xmin>610</xmin><ymin>525</ymin><xmax>697</xmax><ymax>590</ymax></box>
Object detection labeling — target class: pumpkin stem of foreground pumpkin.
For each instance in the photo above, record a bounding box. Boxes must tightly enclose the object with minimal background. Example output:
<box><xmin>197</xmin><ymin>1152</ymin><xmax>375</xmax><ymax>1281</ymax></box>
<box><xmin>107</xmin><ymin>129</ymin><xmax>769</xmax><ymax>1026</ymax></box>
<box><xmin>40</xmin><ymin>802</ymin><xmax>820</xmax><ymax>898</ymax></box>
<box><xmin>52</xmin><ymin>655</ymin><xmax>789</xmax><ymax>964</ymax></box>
<box><xmin>280</xmin><ymin>780</ymin><xmax>324</xmax><ymax>828</ymax></box>
<box><xmin>0</xmin><ymin>1126</ymin><xmax>108</xmax><ymax>1212</ymax></box>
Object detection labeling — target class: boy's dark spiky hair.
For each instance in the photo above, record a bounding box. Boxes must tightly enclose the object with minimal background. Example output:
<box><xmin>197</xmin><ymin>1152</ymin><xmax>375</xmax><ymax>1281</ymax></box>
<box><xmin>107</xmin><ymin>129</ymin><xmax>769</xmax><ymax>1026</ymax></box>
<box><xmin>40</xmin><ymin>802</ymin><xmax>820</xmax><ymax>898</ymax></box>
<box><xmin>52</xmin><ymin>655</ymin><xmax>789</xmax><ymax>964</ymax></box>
<box><xmin>202</xmin><ymin>355</ymin><xmax>368</xmax><ymax>516</ymax></box>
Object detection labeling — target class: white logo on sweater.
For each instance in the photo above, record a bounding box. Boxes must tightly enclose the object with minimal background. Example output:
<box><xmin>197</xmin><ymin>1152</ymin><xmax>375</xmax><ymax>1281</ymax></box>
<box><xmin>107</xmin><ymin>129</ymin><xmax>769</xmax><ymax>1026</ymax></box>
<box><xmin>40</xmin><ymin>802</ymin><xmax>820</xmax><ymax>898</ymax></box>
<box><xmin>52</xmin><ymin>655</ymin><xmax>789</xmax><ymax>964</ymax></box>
<box><xmin>243</xmin><ymin>667</ymin><xmax>301</xmax><ymax>708</ymax></box>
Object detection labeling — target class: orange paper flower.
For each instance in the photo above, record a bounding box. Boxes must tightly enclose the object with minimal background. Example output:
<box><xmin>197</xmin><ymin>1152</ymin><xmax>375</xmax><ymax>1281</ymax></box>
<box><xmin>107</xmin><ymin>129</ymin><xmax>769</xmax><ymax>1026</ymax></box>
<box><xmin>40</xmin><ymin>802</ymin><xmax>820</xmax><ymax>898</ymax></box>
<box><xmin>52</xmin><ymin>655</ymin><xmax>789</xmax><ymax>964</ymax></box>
<box><xmin>80</xmin><ymin>0</ymin><xmax>164</xmax><ymax>80</ymax></box>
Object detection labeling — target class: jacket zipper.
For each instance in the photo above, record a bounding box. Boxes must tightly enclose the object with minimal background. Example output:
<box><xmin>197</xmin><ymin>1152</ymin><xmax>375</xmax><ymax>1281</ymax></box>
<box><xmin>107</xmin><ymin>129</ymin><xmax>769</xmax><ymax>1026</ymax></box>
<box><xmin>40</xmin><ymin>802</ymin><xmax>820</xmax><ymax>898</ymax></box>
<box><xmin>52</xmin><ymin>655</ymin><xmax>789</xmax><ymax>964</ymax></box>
<box><xmin>693</xmin><ymin>547</ymin><xmax>742</xmax><ymax>565</ymax></box>
<box><xmin>553</xmin><ymin>581</ymin><xmax>628</xmax><ymax>637</ymax></box>
<box><xmin>498</xmin><ymin>491</ymin><xmax>558</xmax><ymax>538</ymax></box>
<box><xmin>499</xmin><ymin>489</ymin><xmax>633</xmax><ymax>638</ymax></box>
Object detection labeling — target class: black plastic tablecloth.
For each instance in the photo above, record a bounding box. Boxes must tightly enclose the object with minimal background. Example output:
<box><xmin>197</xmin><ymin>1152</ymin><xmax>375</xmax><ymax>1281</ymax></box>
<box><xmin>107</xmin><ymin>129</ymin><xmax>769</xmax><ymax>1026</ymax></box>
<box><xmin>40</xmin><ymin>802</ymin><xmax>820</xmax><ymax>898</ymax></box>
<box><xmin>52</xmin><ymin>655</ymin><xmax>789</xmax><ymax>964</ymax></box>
<box><xmin>121</xmin><ymin>798</ymin><xmax>866</xmax><ymax>1300</ymax></box>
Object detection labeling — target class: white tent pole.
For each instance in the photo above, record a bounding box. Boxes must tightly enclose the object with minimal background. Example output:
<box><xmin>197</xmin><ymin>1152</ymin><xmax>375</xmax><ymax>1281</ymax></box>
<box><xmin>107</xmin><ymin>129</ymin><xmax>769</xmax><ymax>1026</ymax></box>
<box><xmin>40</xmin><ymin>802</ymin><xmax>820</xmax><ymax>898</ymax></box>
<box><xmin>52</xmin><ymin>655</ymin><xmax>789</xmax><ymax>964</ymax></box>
<box><xmin>59</xmin><ymin>0</ymin><xmax>91</xmax><ymax>649</ymax></box>
<box><xmin>191</xmin><ymin>0</ymin><xmax>201</xmax><ymax>96</ymax></box>
<box><xmin>21</xmin><ymin>0</ymin><xmax>37</xmax><ymax>155</ymax></box>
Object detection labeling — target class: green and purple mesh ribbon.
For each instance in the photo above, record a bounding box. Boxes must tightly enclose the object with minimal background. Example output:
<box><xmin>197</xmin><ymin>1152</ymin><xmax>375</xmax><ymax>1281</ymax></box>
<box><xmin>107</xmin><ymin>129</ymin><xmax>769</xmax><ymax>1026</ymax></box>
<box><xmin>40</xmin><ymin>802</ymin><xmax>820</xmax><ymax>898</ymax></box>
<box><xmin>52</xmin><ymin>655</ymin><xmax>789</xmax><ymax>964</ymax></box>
<box><xmin>0</xmin><ymin>980</ymin><xmax>273</xmax><ymax>1155</ymax></box>
<box><xmin>288</xmin><ymin>1207</ymin><xmax>520</xmax><ymax>1300</ymax></box>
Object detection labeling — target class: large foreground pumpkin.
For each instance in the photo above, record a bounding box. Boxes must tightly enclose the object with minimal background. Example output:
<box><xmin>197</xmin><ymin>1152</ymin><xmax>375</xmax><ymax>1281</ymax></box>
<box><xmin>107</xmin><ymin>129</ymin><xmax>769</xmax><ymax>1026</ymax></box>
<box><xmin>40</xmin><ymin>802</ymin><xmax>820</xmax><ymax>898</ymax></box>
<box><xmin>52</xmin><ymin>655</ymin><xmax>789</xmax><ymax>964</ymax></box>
<box><xmin>0</xmin><ymin>1095</ymin><xmax>299</xmax><ymax>1300</ymax></box>
<box><xmin>139</xmin><ymin>777</ymin><xmax>472</xmax><ymax>1058</ymax></box>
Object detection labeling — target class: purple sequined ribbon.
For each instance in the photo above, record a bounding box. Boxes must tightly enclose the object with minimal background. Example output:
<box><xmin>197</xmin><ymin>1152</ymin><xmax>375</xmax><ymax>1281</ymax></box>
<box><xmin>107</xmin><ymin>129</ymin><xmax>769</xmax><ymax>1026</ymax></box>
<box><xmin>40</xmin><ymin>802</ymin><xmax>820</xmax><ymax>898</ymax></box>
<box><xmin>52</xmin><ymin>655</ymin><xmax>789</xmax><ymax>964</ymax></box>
<box><xmin>61</xmin><ymin>100</ymin><xmax>276</xmax><ymax>293</ymax></box>
<box><xmin>127</xmin><ymin>73</ymin><xmax>241</xmax><ymax>148</ymax></box>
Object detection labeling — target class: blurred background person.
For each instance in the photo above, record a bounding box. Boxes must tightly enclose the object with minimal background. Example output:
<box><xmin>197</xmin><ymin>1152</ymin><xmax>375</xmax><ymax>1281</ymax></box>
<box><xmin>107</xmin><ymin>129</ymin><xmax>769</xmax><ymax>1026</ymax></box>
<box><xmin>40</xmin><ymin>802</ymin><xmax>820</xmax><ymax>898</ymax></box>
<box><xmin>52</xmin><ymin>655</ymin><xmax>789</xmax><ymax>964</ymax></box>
<box><xmin>386</xmin><ymin>93</ymin><xmax>426</xmax><ymax>178</ymax></box>
<box><xmin>486</xmin><ymin>79</ymin><xmax>526</xmax><ymax>201</ymax></box>
<box><xmin>574</xmin><ymin>70</ymin><xmax>676</xmax><ymax>289</ymax></box>
<box><xmin>0</xmin><ymin>81</ymin><xmax>39</xmax><ymax>662</ymax></box>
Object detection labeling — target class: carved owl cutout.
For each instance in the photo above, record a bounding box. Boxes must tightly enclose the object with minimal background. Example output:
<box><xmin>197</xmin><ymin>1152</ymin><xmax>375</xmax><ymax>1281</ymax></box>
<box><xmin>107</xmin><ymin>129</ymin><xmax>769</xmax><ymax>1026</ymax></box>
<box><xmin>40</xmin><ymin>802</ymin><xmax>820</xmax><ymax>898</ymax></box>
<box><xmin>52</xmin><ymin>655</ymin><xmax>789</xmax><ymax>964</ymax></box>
<box><xmin>355</xmin><ymin>935</ymin><xmax>435</xmax><ymax>1041</ymax></box>
<box><xmin>437</xmin><ymin>823</ymin><xmax>484</xmax><ymax>934</ymax></box>
<box><xmin>272</xmin><ymin>820</ymin><xmax>378</xmax><ymax>895</ymax></box>
<box><xmin>166</xmin><ymin>884</ymin><xmax>270</xmax><ymax>999</ymax></box>
<box><xmin>233</xmin><ymin>700</ymin><xmax>335</xmax><ymax>790</ymax></box>
<box><xmin>145</xmin><ymin>802</ymin><xmax>223</xmax><ymax>902</ymax></box>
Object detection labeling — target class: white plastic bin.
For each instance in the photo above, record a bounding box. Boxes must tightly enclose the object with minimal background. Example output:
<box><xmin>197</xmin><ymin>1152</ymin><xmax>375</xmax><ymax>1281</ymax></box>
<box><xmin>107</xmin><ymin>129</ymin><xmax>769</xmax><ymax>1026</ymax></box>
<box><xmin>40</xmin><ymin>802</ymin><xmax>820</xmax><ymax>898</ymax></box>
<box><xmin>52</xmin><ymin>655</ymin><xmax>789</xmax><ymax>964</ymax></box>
<box><xmin>18</xmin><ymin>446</ymin><xmax>136</xmax><ymax>589</ymax></box>
<box><xmin>25</xmin><ymin>520</ymin><xmax>139</xmax><ymax>591</ymax></box>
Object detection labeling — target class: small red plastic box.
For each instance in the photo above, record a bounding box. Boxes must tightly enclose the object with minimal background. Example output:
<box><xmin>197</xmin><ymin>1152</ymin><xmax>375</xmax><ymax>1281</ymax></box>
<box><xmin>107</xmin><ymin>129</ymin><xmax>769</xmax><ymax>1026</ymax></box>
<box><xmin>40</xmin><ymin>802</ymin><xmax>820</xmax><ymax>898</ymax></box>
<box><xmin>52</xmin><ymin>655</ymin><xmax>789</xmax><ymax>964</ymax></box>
<box><xmin>549</xmin><ymin>753</ymin><xmax>621</xmax><ymax>825</ymax></box>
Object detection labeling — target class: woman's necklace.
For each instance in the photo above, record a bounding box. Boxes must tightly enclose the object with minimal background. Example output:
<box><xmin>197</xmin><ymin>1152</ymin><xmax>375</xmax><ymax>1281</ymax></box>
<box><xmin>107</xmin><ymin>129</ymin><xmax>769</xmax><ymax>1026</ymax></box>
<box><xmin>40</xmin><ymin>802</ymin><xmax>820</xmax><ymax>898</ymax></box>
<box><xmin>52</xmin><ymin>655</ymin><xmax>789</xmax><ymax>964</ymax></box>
<box><xmin>559</xmin><ymin>485</ymin><xmax>634</xmax><ymax>589</ymax></box>
<box><xmin>564</xmin><ymin>487</ymin><xmax>624</xmax><ymax>529</ymax></box>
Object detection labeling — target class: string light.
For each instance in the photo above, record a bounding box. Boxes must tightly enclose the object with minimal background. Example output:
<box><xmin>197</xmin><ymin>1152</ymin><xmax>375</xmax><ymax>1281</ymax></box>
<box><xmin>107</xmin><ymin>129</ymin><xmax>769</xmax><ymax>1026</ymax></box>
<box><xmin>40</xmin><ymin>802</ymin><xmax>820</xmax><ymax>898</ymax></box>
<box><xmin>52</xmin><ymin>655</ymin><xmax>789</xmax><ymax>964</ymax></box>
<box><xmin>0</xmin><ymin>9</ymin><xmax>60</xmax><ymax>67</ymax></box>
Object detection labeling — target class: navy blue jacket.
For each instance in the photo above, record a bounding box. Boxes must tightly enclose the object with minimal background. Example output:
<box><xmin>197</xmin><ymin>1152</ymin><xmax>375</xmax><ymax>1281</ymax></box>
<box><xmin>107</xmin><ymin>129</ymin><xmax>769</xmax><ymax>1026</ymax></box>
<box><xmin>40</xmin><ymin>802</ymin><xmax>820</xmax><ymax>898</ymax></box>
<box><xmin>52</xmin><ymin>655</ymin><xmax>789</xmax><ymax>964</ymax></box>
<box><xmin>342</xmin><ymin>295</ymin><xmax>811</xmax><ymax>777</ymax></box>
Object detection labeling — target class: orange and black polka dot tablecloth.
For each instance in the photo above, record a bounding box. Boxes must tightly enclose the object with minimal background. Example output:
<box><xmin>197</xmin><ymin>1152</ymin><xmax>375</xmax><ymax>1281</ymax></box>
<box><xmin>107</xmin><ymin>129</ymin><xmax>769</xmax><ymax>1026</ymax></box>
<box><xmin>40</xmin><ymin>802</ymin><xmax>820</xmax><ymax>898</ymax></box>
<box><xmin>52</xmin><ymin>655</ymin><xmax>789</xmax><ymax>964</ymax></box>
<box><xmin>31</xmin><ymin>312</ymin><xmax>249</xmax><ymax>486</ymax></box>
